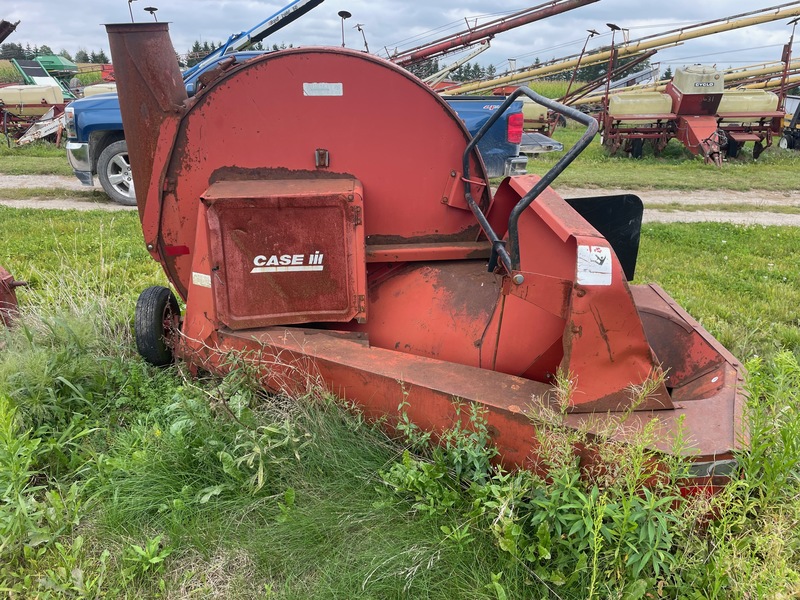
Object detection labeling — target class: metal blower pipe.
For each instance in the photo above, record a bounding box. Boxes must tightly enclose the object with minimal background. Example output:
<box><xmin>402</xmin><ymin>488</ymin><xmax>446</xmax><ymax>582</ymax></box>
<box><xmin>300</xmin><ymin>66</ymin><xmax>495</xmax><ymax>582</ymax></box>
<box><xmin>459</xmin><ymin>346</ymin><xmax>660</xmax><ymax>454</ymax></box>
<box><xmin>105</xmin><ymin>23</ymin><xmax>188</xmax><ymax>218</ymax></box>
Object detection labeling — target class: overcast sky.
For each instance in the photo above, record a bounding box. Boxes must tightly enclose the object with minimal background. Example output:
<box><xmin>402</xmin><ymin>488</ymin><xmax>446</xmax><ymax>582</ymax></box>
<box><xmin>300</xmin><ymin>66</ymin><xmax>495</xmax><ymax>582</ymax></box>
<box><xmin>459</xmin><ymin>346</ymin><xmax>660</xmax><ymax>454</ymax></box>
<box><xmin>6</xmin><ymin>0</ymin><xmax>800</xmax><ymax>73</ymax></box>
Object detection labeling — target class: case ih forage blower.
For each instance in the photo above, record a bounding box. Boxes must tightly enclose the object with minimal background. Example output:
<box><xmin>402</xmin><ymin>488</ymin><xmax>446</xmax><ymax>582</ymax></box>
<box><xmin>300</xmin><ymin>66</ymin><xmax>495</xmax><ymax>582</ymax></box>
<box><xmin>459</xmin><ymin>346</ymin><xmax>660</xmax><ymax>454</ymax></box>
<box><xmin>107</xmin><ymin>23</ymin><xmax>744</xmax><ymax>486</ymax></box>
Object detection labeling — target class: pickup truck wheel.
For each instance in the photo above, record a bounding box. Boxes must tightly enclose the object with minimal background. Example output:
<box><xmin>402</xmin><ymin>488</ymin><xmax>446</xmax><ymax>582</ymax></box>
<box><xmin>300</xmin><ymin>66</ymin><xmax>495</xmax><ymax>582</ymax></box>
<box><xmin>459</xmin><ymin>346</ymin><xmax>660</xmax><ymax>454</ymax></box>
<box><xmin>97</xmin><ymin>140</ymin><xmax>137</xmax><ymax>206</ymax></box>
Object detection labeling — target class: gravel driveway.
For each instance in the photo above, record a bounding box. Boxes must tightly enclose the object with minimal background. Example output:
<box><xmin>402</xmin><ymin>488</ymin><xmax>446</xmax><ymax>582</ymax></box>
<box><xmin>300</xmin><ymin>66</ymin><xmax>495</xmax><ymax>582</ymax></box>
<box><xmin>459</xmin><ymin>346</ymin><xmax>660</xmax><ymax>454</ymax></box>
<box><xmin>2</xmin><ymin>175</ymin><xmax>799</xmax><ymax>225</ymax></box>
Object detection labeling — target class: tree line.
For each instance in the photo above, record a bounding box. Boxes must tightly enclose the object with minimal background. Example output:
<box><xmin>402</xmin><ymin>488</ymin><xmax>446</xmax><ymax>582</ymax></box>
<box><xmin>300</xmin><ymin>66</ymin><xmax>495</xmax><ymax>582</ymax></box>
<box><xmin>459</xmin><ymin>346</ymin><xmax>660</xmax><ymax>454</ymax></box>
<box><xmin>1</xmin><ymin>39</ymin><xmax>660</xmax><ymax>86</ymax></box>
<box><xmin>406</xmin><ymin>56</ymin><xmax>653</xmax><ymax>85</ymax></box>
<box><xmin>0</xmin><ymin>37</ymin><xmax>296</xmax><ymax>69</ymax></box>
<box><xmin>0</xmin><ymin>43</ymin><xmax>109</xmax><ymax>63</ymax></box>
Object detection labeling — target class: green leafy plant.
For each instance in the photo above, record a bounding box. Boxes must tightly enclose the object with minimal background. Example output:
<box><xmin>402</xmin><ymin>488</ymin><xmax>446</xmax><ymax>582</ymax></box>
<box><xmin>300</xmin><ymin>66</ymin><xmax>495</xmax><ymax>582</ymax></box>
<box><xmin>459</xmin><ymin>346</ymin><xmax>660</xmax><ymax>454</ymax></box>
<box><xmin>0</xmin><ymin>394</ymin><xmax>48</xmax><ymax>557</ymax></box>
<box><xmin>123</xmin><ymin>534</ymin><xmax>172</xmax><ymax>580</ymax></box>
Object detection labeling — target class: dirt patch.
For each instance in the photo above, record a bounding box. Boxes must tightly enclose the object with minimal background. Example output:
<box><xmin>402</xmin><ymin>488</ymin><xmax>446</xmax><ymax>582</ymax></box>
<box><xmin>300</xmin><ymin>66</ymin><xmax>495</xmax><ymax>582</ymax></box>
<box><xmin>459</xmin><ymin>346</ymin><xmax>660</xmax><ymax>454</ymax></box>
<box><xmin>0</xmin><ymin>174</ymin><xmax>89</xmax><ymax>191</ymax></box>
<box><xmin>554</xmin><ymin>186</ymin><xmax>800</xmax><ymax>226</ymax></box>
<box><xmin>555</xmin><ymin>186</ymin><xmax>800</xmax><ymax>208</ymax></box>
<box><xmin>2</xmin><ymin>176</ymin><xmax>800</xmax><ymax>224</ymax></box>
<box><xmin>0</xmin><ymin>198</ymin><xmax>136</xmax><ymax>212</ymax></box>
<box><xmin>0</xmin><ymin>175</ymin><xmax>134</xmax><ymax>211</ymax></box>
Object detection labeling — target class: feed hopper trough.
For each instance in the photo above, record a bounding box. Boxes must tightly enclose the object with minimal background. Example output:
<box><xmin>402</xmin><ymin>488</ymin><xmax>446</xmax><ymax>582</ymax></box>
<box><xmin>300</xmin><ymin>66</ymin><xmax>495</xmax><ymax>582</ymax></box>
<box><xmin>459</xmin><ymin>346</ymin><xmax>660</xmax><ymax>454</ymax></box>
<box><xmin>107</xmin><ymin>23</ymin><xmax>745</xmax><ymax>488</ymax></box>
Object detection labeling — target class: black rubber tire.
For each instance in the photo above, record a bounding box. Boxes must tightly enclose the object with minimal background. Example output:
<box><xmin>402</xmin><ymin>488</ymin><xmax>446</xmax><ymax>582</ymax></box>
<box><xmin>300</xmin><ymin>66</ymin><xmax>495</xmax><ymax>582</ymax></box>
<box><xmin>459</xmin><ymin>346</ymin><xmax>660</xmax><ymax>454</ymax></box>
<box><xmin>779</xmin><ymin>134</ymin><xmax>794</xmax><ymax>150</ymax></box>
<box><xmin>726</xmin><ymin>139</ymin><xmax>739</xmax><ymax>159</ymax></box>
<box><xmin>97</xmin><ymin>139</ymin><xmax>137</xmax><ymax>206</ymax></box>
<box><xmin>135</xmin><ymin>286</ymin><xmax>180</xmax><ymax>366</ymax></box>
<box><xmin>630</xmin><ymin>139</ymin><xmax>644</xmax><ymax>159</ymax></box>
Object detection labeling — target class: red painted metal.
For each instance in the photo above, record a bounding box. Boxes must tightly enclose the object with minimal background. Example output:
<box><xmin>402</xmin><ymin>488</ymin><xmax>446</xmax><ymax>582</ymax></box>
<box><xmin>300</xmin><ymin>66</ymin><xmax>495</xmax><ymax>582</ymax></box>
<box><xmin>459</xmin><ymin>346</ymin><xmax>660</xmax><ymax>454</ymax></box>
<box><xmin>0</xmin><ymin>266</ymin><xmax>25</xmax><ymax>327</ymax></box>
<box><xmin>108</xmin><ymin>23</ymin><xmax>745</xmax><ymax>482</ymax></box>
<box><xmin>106</xmin><ymin>23</ymin><xmax>188</xmax><ymax>221</ymax></box>
<box><xmin>391</xmin><ymin>0</ymin><xmax>600</xmax><ymax>67</ymax></box>
<box><xmin>674</xmin><ymin>115</ymin><xmax>723</xmax><ymax>166</ymax></box>
<box><xmin>203</xmin><ymin>179</ymin><xmax>367</xmax><ymax>328</ymax></box>
<box><xmin>599</xmin><ymin>76</ymin><xmax>784</xmax><ymax>164</ymax></box>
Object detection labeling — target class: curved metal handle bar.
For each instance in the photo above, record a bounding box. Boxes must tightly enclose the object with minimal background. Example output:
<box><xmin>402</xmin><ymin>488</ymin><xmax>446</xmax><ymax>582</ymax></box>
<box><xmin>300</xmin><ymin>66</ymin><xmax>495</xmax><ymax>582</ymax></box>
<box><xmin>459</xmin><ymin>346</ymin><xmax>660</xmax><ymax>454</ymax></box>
<box><xmin>462</xmin><ymin>87</ymin><xmax>598</xmax><ymax>273</ymax></box>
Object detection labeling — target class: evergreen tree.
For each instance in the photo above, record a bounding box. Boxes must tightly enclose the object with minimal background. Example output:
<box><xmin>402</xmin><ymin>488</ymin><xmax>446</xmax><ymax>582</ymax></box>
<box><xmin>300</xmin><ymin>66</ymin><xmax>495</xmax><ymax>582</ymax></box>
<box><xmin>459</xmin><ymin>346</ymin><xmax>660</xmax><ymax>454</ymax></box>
<box><xmin>0</xmin><ymin>43</ymin><xmax>25</xmax><ymax>59</ymax></box>
<box><xmin>38</xmin><ymin>44</ymin><xmax>54</xmax><ymax>56</ymax></box>
<box><xmin>451</xmin><ymin>64</ymin><xmax>467</xmax><ymax>81</ymax></box>
<box><xmin>406</xmin><ymin>58</ymin><xmax>440</xmax><ymax>80</ymax></box>
<box><xmin>75</xmin><ymin>49</ymin><xmax>90</xmax><ymax>63</ymax></box>
<box><xmin>661</xmin><ymin>66</ymin><xmax>673</xmax><ymax>80</ymax></box>
<box><xmin>58</xmin><ymin>49</ymin><xmax>73</xmax><ymax>61</ymax></box>
<box><xmin>187</xmin><ymin>41</ymin><xmax>204</xmax><ymax>67</ymax></box>
<box><xmin>95</xmin><ymin>50</ymin><xmax>109</xmax><ymax>63</ymax></box>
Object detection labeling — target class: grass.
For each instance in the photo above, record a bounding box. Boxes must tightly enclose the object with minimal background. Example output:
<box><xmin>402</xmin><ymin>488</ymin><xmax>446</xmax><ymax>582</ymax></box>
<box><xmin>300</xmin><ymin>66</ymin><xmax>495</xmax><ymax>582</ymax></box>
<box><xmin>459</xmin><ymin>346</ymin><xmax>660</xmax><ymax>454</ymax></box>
<box><xmin>527</xmin><ymin>79</ymin><xmax>572</xmax><ymax>99</ymax></box>
<box><xmin>1</xmin><ymin>108</ymin><xmax>800</xmax><ymax>596</ymax></box>
<box><xmin>0</xmin><ymin>208</ymin><xmax>162</xmax><ymax>299</ymax></box>
<box><xmin>637</xmin><ymin>222</ymin><xmax>800</xmax><ymax>359</ymax></box>
<box><xmin>648</xmin><ymin>203</ymin><xmax>800</xmax><ymax>214</ymax></box>
<box><xmin>529</xmin><ymin>122</ymin><xmax>800</xmax><ymax>191</ymax></box>
<box><xmin>1</xmin><ymin>206</ymin><xmax>800</xmax><ymax>597</ymax></box>
<box><xmin>0</xmin><ymin>137</ymin><xmax>73</xmax><ymax>176</ymax></box>
<box><xmin>0</xmin><ymin>60</ymin><xmax>21</xmax><ymax>84</ymax></box>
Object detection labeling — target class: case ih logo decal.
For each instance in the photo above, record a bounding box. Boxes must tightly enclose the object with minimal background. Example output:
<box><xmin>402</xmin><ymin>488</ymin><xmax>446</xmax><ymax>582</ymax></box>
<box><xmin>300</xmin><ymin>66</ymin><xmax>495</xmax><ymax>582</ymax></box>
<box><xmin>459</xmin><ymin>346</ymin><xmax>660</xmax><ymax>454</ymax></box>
<box><xmin>251</xmin><ymin>251</ymin><xmax>325</xmax><ymax>273</ymax></box>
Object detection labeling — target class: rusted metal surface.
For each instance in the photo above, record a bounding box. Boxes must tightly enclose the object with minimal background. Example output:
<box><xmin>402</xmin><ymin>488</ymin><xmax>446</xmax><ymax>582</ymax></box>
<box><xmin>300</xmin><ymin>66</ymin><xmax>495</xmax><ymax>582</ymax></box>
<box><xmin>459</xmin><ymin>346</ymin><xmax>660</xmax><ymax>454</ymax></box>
<box><xmin>0</xmin><ymin>20</ymin><xmax>19</xmax><ymax>45</ymax></box>
<box><xmin>203</xmin><ymin>179</ymin><xmax>367</xmax><ymax>328</ymax></box>
<box><xmin>0</xmin><ymin>266</ymin><xmax>25</xmax><ymax>327</ymax></box>
<box><xmin>1</xmin><ymin>103</ymin><xmax>66</xmax><ymax>143</ymax></box>
<box><xmin>105</xmin><ymin>23</ymin><xmax>188</xmax><ymax>221</ymax></box>
<box><xmin>110</xmin><ymin>23</ymin><xmax>745</xmax><ymax>486</ymax></box>
<box><xmin>209</xmin><ymin>326</ymin><xmax>743</xmax><ymax>474</ymax></box>
<box><xmin>152</xmin><ymin>47</ymin><xmax>487</xmax><ymax>300</ymax></box>
<box><xmin>675</xmin><ymin>115</ymin><xmax>723</xmax><ymax>166</ymax></box>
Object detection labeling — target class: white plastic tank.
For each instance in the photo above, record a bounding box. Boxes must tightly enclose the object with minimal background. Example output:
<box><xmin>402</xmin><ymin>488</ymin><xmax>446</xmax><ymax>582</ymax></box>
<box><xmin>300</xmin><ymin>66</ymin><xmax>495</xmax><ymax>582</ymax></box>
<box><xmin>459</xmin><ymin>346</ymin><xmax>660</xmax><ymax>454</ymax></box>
<box><xmin>0</xmin><ymin>85</ymin><xmax>64</xmax><ymax>116</ymax></box>
<box><xmin>83</xmin><ymin>83</ymin><xmax>117</xmax><ymax>97</ymax></box>
<box><xmin>718</xmin><ymin>90</ymin><xmax>779</xmax><ymax>123</ymax></box>
<box><xmin>608</xmin><ymin>92</ymin><xmax>672</xmax><ymax>125</ymax></box>
<box><xmin>672</xmin><ymin>65</ymin><xmax>724</xmax><ymax>95</ymax></box>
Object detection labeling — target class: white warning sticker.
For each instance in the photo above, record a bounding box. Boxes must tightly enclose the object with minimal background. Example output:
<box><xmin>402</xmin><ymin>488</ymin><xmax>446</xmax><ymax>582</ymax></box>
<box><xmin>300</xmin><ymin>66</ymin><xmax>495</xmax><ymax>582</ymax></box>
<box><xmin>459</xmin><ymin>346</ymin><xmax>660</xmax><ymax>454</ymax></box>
<box><xmin>576</xmin><ymin>245</ymin><xmax>612</xmax><ymax>286</ymax></box>
<box><xmin>192</xmin><ymin>272</ymin><xmax>212</xmax><ymax>288</ymax></box>
<box><xmin>303</xmin><ymin>82</ymin><xmax>343</xmax><ymax>96</ymax></box>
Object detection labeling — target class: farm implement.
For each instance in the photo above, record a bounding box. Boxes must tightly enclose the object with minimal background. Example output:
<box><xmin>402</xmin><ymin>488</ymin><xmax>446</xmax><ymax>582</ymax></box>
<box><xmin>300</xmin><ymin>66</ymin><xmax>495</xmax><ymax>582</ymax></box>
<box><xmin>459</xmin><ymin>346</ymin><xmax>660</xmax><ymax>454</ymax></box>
<box><xmin>600</xmin><ymin>65</ymin><xmax>785</xmax><ymax>164</ymax></box>
<box><xmin>108</xmin><ymin>23</ymin><xmax>745</xmax><ymax>488</ymax></box>
<box><xmin>0</xmin><ymin>21</ymin><xmax>75</xmax><ymax>145</ymax></box>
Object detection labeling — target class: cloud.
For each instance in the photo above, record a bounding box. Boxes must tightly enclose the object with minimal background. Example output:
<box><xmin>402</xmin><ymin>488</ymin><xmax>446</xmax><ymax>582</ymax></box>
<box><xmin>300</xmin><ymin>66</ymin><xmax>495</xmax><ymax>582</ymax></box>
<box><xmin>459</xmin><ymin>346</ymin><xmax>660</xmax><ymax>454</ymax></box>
<box><xmin>5</xmin><ymin>0</ymin><xmax>796</xmax><ymax>73</ymax></box>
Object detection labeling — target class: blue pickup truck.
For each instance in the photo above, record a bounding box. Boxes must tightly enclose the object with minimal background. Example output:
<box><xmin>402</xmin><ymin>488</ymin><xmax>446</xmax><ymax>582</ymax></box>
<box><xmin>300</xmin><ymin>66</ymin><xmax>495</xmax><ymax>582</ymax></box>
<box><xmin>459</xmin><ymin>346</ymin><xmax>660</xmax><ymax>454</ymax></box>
<box><xmin>65</xmin><ymin>53</ymin><xmax>527</xmax><ymax>205</ymax></box>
